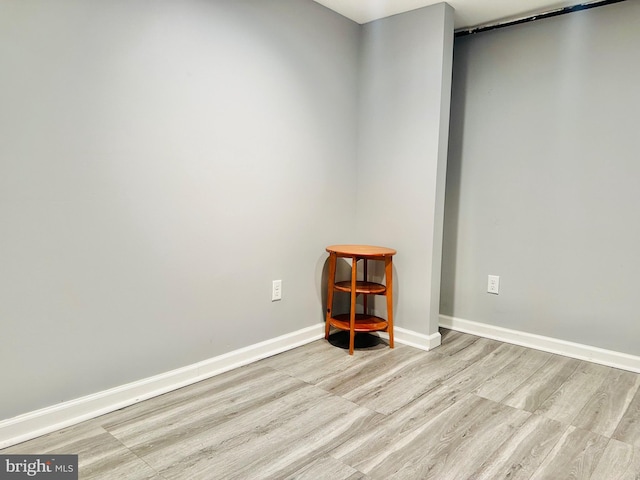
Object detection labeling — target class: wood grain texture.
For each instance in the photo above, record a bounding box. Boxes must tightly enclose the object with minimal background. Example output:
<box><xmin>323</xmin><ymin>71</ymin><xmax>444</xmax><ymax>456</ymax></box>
<box><xmin>590</xmin><ymin>439</ymin><xmax>640</xmax><ymax>480</ymax></box>
<box><xmin>314</xmin><ymin>345</ymin><xmax>426</xmax><ymax>399</ymax></box>
<box><xmin>614</xmin><ymin>384</ymin><xmax>640</xmax><ymax>449</ymax></box>
<box><xmin>473</xmin><ymin>347</ymin><xmax>552</xmax><ymax>403</ymax></box>
<box><xmin>534</xmin><ymin>361</ymin><xmax>611</xmax><ymax>424</ymax></box>
<box><xmin>471</xmin><ymin>414</ymin><xmax>567</xmax><ymax>480</ymax></box>
<box><xmin>262</xmin><ymin>330</ymin><xmax>406</xmax><ymax>387</ymax></box>
<box><xmin>1</xmin><ymin>422</ymin><xmax>159</xmax><ymax>480</ymax></box>
<box><xmin>502</xmin><ymin>355</ymin><xmax>581</xmax><ymax>412</ymax></box>
<box><xmin>529</xmin><ymin>426</ymin><xmax>609</xmax><ymax>480</ymax></box>
<box><xmin>135</xmin><ymin>386</ymin><xmax>376</xmax><ymax>479</ymax></box>
<box><xmin>3</xmin><ymin>329</ymin><xmax>640</xmax><ymax>479</ymax></box>
<box><xmin>442</xmin><ymin>342</ymin><xmax>528</xmax><ymax>393</ymax></box>
<box><xmin>344</xmin><ymin>474</ymin><xmax>369</xmax><ymax>480</ymax></box>
<box><xmin>325</xmin><ymin>245</ymin><xmax>396</xmax><ymax>257</ymax></box>
<box><xmin>283</xmin><ymin>455</ymin><xmax>364</xmax><ymax>480</ymax></box>
<box><xmin>434</xmin><ymin>329</ymin><xmax>482</xmax><ymax>356</ymax></box>
<box><xmin>573</xmin><ymin>368</ymin><xmax>640</xmax><ymax>437</ymax></box>
<box><xmin>104</xmin><ymin>367</ymin><xmax>311</xmax><ymax>455</ymax></box>
<box><xmin>332</xmin><ymin>384</ymin><xmax>473</xmax><ymax>466</ymax></box>
<box><xmin>340</xmin><ymin>336</ymin><xmax>502</xmax><ymax>414</ymax></box>
<box><xmin>99</xmin><ymin>364</ymin><xmax>292</xmax><ymax>431</ymax></box>
<box><xmin>350</xmin><ymin>394</ymin><xmax>531</xmax><ymax>479</ymax></box>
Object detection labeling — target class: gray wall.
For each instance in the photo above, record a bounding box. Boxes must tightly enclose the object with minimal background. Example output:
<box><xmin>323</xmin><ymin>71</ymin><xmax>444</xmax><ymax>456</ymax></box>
<box><xmin>442</xmin><ymin>1</ymin><xmax>640</xmax><ymax>354</ymax></box>
<box><xmin>0</xmin><ymin>0</ymin><xmax>360</xmax><ymax>419</ymax></box>
<box><xmin>356</xmin><ymin>4</ymin><xmax>454</xmax><ymax>336</ymax></box>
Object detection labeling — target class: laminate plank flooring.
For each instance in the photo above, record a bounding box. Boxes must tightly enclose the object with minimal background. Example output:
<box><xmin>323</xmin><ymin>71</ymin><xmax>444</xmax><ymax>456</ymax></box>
<box><xmin>590</xmin><ymin>439</ymin><xmax>640</xmax><ymax>480</ymax></box>
<box><xmin>338</xmin><ymin>338</ymin><xmax>500</xmax><ymax>415</ymax></box>
<box><xmin>282</xmin><ymin>455</ymin><xmax>363</xmax><ymax>480</ymax></box>
<box><xmin>502</xmin><ymin>355</ymin><xmax>581</xmax><ymax>412</ymax></box>
<box><xmin>473</xmin><ymin>347</ymin><xmax>552</xmax><ymax>403</ymax></box>
<box><xmin>529</xmin><ymin>426</ymin><xmax>609</xmax><ymax>480</ymax></box>
<box><xmin>573</xmin><ymin>369</ymin><xmax>640</xmax><ymax>437</ymax></box>
<box><xmin>0</xmin><ymin>421</ymin><xmax>161</xmax><ymax>480</ymax></box>
<box><xmin>470</xmin><ymin>414</ymin><xmax>566</xmax><ymax>480</ymax></box>
<box><xmin>4</xmin><ymin>329</ymin><xmax>640</xmax><ymax>479</ymax></box>
<box><xmin>613</xmin><ymin>386</ymin><xmax>640</xmax><ymax>448</ymax></box>
<box><xmin>339</xmin><ymin>394</ymin><xmax>531</xmax><ymax>479</ymax></box>
<box><xmin>331</xmin><ymin>383</ymin><xmax>471</xmax><ymax>467</ymax></box>
<box><xmin>534</xmin><ymin>362</ymin><xmax>612</xmax><ymax>424</ymax></box>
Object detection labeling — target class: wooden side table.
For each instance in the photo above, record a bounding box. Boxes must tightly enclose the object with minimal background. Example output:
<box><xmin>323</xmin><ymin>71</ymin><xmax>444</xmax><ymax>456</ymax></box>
<box><xmin>325</xmin><ymin>244</ymin><xmax>396</xmax><ymax>355</ymax></box>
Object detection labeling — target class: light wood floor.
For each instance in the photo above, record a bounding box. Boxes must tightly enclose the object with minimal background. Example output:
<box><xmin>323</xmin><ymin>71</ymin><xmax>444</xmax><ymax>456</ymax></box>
<box><xmin>4</xmin><ymin>329</ymin><xmax>640</xmax><ymax>479</ymax></box>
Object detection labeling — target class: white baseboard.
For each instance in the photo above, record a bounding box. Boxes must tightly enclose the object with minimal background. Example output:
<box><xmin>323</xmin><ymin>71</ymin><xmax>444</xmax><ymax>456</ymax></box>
<box><xmin>378</xmin><ymin>327</ymin><xmax>442</xmax><ymax>351</ymax></box>
<box><xmin>0</xmin><ymin>323</ymin><xmax>325</xmax><ymax>450</ymax></box>
<box><xmin>440</xmin><ymin>315</ymin><xmax>640</xmax><ymax>373</ymax></box>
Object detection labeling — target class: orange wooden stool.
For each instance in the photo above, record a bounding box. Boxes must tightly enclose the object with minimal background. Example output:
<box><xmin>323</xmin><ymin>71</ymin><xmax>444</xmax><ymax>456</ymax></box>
<box><xmin>325</xmin><ymin>245</ymin><xmax>396</xmax><ymax>355</ymax></box>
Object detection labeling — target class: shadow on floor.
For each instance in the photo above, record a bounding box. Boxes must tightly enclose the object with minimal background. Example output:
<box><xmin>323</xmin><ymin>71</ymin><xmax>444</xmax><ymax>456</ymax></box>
<box><xmin>327</xmin><ymin>331</ymin><xmax>388</xmax><ymax>351</ymax></box>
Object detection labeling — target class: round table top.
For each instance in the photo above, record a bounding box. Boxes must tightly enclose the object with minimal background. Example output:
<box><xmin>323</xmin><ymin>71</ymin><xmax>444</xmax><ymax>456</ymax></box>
<box><xmin>326</xmin><ymin>244</ymin><xmax>396</xmax><ymax>257</ymax></box>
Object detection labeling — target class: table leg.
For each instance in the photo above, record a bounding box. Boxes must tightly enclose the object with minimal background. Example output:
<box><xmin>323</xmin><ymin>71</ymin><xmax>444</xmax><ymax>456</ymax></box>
<box><xmin>349</xmin><ymin>256</ymin><xmax>357</xmax><ymax>355</ymax></box>
<box><xmin>363</xmin><ymin>258</ymin><xmax>368</xmax><ymax>315</ymax></box>
<box><xmin>325</xmin><ymin>252</ymin><xmax>337</xmax><ymax>340</ymax></box>
<box><xmin>385</xmin><ymin>256</ymin><xmax>394</xmax><ymax>348</ymax></box>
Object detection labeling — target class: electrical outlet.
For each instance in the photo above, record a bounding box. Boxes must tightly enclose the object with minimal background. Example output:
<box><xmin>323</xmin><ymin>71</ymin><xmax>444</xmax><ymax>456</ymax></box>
<box><xmin>272</xmin><ymin>280</ymin><xmax>282</xmax><ymax>301</ymax></box>
<box><xmin>487</xmin><ymin>275</ymin><xmax>500</xmax><ymax>295</ymax></box>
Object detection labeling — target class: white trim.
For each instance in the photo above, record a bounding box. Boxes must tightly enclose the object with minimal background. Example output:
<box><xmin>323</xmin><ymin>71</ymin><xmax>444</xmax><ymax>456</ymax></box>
<box><xmin>440</xmin><ymin>315</ymin><xmax>640</xmax><ymax>373</ymax></box>
<box><xmin>0</xmin><ymin>323</ymin><xmax>325</xmax><ymax>450</ymax></box>
<box><xmin>378</xmin><ymin>326</ymin><xmax>442</xmax><ymax>351</ymax></box>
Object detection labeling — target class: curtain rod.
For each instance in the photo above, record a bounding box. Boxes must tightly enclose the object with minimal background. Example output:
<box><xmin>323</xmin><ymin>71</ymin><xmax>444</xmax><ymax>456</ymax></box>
<box><xmin>455</xmin><ymin>0</ymin><xmax>627</xmax><ymax>37</ymax></box>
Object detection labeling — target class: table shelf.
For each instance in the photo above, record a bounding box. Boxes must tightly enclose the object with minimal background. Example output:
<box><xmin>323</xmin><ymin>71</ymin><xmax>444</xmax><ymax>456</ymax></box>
<box><xmin>334</xmin><ymin>281</ymin><xmax>386</xmax><ymax>295</ymax></box>
<box><xmin>329</xmin><ymin>314</ymin><xmax>388</xmax><ymax>332</ymax></box>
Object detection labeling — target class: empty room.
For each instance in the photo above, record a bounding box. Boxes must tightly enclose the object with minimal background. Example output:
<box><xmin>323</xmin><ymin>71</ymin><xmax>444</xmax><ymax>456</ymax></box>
<box><xmin>1</xmin><ymin>0</ymin><xmax>639</xmax><ymax>478</ymax></box>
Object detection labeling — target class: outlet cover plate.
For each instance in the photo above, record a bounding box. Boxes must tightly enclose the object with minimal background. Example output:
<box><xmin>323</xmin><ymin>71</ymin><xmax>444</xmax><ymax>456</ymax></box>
<box><xmin>272</xmin><ymin>280</ymin><xmax>282</xmax><ymax>301</ymax></box>
<box><xmin>488</xmin><ymin>275</ymin><xmax>500</xmax><ymax>294</ymax></box>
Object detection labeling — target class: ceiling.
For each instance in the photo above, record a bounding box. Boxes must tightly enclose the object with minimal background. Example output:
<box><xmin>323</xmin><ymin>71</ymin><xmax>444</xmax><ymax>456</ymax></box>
<box><xmin>312</xmin><ymin>0</ymin><xmax>588</xmax><ymax>29</ymax></box>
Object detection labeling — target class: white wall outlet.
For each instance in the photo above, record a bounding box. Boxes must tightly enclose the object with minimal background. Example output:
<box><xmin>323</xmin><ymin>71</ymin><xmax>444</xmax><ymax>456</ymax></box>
<box><xmin>272</xmin><ymin>280</ymin><xmax>282</xmax><ymax>301</ymax></box>
<box><xmin>487</xmin><ymin>275</ymin><xmax>500</xmax><ymax>295</ymax></box>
